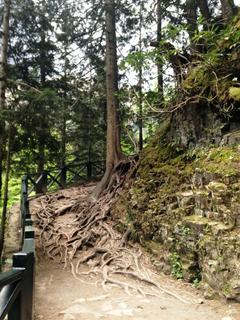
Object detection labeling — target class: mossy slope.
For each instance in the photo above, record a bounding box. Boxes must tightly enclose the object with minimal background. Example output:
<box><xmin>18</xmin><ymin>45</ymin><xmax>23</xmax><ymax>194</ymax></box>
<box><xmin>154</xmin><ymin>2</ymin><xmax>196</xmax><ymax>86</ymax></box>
<box><xmin>113</xmin><ymin>120</ymin><xmax>240</xmax><ymax>300</ymax></box>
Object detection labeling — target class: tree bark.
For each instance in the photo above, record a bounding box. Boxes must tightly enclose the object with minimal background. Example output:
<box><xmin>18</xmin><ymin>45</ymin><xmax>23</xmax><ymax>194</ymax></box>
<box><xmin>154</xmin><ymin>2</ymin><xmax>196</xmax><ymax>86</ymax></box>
<box><xmin>0</xmin><ymin>0</ymin><xmax>11</xmax><ymax>197</ymax></box>
<box><xmin>0</xmin><ymin>126</ymin><xmax>11</xmax><ymax>260</ymax></box>
<box><xmin>198</xmin><ymin>0</ymin><xmax>211</xmax><ymax>28</ymax></box>
<box><xmin>37</xmin><ymin>30</ymin><xmax>46</xmax><ymax>175</ymax></box>
<box><xmin>184</xmin><ymin>0</ymin><xmax>198</xmax><ymax>41</ymax></box>
<box><xmin>138</xmin><ymin>1</ymin><xmax>143</xmax><ymax>151</ymax></box>
<box><xmin>220</xmin><ymin>0</ymin><xmax>237</xmax><ymax>21</ymax></box>
<box><xmin>157</xmin><ymin>0</ymin><xmax>164</xmax><ymax>102</ymax></box>
<box><xmin>92</xmin><ymin>0</ymin><xmax>121</xmax><ymax>199</ymax></box>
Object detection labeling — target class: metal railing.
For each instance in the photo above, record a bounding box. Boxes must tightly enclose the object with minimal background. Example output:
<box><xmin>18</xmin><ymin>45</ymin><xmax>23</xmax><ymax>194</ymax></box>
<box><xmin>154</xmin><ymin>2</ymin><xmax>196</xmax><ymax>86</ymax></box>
<box><xmin>27</xmin><ymin>160</ymin><xmax>105</xmax><ymax>195</ymax></box>
<box><xmin>0</xmin><ymin>176</ymin><xmax>34</xmax><ymax>320</ymax></box>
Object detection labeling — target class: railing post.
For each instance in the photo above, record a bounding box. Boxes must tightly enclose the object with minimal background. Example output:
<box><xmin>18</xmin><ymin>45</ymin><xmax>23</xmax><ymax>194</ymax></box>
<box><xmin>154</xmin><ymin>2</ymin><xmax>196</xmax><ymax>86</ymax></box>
<box><xmin>8</xmin><ymin>291</ymin><xmax>21</xmax><ymax>320</ymax></box>
<box><xmin>20</xmin><ymin>175</ymin><xmax>28</xmax><ymax>228</ymax></box>
<box><xmin>87</xmin><ymin>161</ymin><xmax>92</xmax><ymax>180</ymax></box>
<box><xmin>35</xmin><ymin>170</ymin><xmax>48</xmax><ymax>194</ymax></box>
<box><xmin>11</xmin><ymin>252</ymin><xmax>35</xmax><ymax>320</ymax></box>
<box><xmin>60</xmin><ymin>166</ymin><xmax>67</xmax><ymax>187</ymax></box>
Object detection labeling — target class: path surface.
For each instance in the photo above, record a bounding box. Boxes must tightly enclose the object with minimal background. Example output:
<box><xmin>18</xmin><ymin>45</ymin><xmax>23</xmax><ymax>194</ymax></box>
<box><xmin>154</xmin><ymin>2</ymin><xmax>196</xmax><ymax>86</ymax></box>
<box><xmin>30</xmin><ymin>186</ymin><xmax>240</xmax><ymax>320</ymax></box>
<box><xmin>34</xmin><ymin>258</ymin><xmax>240</xmax><ymax>320</ymax></box>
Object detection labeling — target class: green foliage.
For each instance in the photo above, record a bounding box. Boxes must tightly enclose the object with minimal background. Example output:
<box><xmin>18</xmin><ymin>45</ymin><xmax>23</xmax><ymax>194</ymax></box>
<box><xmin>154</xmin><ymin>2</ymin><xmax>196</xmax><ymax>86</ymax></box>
<box><xmin>0</xmin><ymin>174</ymin><xmax>20</xmax><ymax>215</ymax></box>
<box><xmin>170</xmin><ymin>252</ymin><xmax>183</xmax><ymax>279</ymax></box>
<box><xmin>229</xmin><ymin>87</ymin><xmax>240</xmax><ymax>101</ymax></box>
<box><xmin>183</xmin><ymin>12</ymin><xmax>240</xmax><ymax>117</ymax></box>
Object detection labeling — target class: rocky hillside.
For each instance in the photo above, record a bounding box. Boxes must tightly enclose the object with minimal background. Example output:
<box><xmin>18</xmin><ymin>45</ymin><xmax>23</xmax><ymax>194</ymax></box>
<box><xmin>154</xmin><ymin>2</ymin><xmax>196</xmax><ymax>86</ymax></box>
<box><xmin>113</xmin><ymin>14</ymin><xmax>240</xmax><ymax>301</ymax></box>
<box><xmin>114</xmin><ymin>123</ymin><xmax>240</xmax><ymax>300</ymax></box>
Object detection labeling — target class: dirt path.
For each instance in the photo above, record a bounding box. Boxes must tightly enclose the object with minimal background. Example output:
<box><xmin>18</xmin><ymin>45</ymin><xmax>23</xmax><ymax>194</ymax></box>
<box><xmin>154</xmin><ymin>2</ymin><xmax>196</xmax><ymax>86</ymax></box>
<box><xmin>34</xmin><ymin>257</ymin><xmax>240</xmax><ymax>320</ymax></box>
<box><xmin>31</xmin><ymin>186</ymin><xmax>240</xmax><ymax>320</ymax></box>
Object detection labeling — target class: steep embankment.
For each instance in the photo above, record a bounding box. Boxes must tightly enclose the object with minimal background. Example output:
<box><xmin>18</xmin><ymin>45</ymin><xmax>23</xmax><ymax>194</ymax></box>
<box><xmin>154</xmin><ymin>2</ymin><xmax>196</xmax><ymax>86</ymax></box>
<box><xmin>113</xmin><ymin>15</ymin><xmax>240</xmax><ymax>301</ymax></box>
<box><xmin>114</xmin><ymin>126</ymin><xmax>240</xmax><ymax>300</ymax></box>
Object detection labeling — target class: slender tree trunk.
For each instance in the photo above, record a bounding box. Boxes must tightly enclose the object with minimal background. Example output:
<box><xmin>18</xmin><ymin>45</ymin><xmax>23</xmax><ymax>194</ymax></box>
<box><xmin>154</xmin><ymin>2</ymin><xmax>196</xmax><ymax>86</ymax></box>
<box><xmin>220</xmin><ymin>0</ymin><xmax>236</xmax><ymax>21</ymax></box>
<box><xmin>198</xmin><ymin>0</ymin><xmax>211</xmax><ymax>28</ymax></box>
<box><xmin>138</xmin><ymin>68</ymin><xmax>143</xmax><ymax>151</ymax></box>
<box><xmin>92</xmin><ymin>0</ymin><xmax>121</xmax><ymax>199</ymax></box>
<box><xmin>138</xmin><ymin>1</ymin><xmax>143</xmax><ymax>151</ymax></box>
<box><xmin>61</xmin><ymin>54</ymin><xmax>68</xmax><ymax>168</ymax></box>
<box><xmin>198</xmin><ymin>0</ymin><xmax>211</xmax><ymax>21</ymax></box>
<box><xmin>0</xmin><ymin>127</ymin><xmax>11</xmax><ymax>260</ymax></box>
<box><xmin>184</xmin><ymin>0</ymin><xmax>198</xmax><ymax>42</ymax></box>
<box><xmin>37</xmin><ymin>31</ymin><xmax>46</xmax><ymax>174</ymax></box>
<box><xmin>37</xmin><ymin>140</ymin><xmax>45</xmax><ymax>174</ymax></box>
<box><xmin>0</xmin><ymin>0</ymin><xmax>11</xmax><ymax>198</ymax></box>
<box><xmin>157</xmin><ymin>0</ymin><xmax>164</xmax><ymax>102</ymax></box>
<box><xmin>61</xmin><ymin>117</ymin><xmax>66</xmax><ymax>167</ymax></box>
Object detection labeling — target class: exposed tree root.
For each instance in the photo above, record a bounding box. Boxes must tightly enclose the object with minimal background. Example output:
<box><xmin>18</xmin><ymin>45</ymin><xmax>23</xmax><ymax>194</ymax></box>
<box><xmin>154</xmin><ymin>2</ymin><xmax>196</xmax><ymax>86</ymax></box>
<box><xmin>33</xmin><ymin>159</ymin><xmax>196</xmax><ymax>304</ymax></box>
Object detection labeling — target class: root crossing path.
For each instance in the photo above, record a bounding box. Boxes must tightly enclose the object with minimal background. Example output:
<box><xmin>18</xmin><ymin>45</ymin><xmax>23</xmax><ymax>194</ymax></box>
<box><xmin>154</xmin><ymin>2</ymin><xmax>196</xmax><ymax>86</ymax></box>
<box><xmin>31</xmin><ymin>185</ymin><xmax>240</xmax><ymax>320</ymax></box>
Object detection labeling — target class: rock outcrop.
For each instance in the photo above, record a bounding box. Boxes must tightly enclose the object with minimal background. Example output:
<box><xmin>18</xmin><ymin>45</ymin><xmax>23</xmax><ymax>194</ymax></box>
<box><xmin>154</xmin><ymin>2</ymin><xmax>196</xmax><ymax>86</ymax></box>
<box><xmin>113</xmin><ymin>123</ymin><xmax>240</xmax><ymax>301</ymax></box>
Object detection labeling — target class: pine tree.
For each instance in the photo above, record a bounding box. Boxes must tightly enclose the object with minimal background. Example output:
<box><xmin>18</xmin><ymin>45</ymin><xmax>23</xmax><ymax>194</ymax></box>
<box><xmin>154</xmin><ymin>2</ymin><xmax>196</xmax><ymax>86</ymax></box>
<box><xmin>92</xmin><ymin>0</ymin><xmax>121</xmax><ymax>199</ymax></box>
<box><xmin>0</xmin><ymin>0</ymin><xmax>11</xmax><ymax>197</ymax></box>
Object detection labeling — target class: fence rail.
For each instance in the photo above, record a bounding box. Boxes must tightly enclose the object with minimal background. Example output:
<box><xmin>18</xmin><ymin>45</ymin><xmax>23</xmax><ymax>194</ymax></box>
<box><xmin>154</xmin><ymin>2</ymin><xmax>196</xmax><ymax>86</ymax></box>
<box><xmin>27</xmin><ymin>160</ymin><xmax>105</xmax><ymax>195</ymax></box>
<box><xmin>0</xmin><ymin>176</ymin><xmax>34</xmax><ymax>320</ymax></box>
<box><xmin>0</xmin><ymin>159</ymin><xmax>105</xmax><ymax>319</ymax></box>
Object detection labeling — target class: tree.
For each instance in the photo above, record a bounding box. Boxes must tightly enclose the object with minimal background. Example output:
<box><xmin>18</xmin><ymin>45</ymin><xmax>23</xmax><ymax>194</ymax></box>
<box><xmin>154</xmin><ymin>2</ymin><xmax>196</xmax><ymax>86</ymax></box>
<box><xmin>0</xmin><ymin>0</ymin><xmax>11</xmax><ymax>197</ymax></box>
<box><xmin>198</xmin><ymin>0</ymin><xmax>211</xmax><ymax>25</ymax></box>
<box><xmin>0</xmin><ymin>0</ymin><xmax>11</xmax><ymax>257</ymax></box>
<box><xmin>157</xmin><ymin>0</ymin><xmax>164</xmax><ymax>101</ymax></box>
<box><xmin>220</xmin><ymin>0</ymin><xmax>237</xmax><ymax>21</ymax></box>
<box><xmin>184</xmin><ymin>0</ymin><xmax>198</xmax><ymax>42</ymax></box>
<box><xmin>92</xmin><ymin>0</ymin><xmax>121</xmax><ymax>199</ymax></box>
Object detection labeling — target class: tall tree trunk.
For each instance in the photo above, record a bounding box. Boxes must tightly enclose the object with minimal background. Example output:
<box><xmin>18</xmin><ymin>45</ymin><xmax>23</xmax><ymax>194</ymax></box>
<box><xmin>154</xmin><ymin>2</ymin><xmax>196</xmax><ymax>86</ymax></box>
<box><xmin>198</xmin><ymin>0</ymin><xmax>211</xmax><ymax>28</ymax></box>
<box><xmin>61</xmin><ymin>52</ymin><xmax>68</xmax><ymax>169</ymax></box>
<box><xmin>138</xmin><ymin>68</ymin><xmax>143</xmax><ymax>151</ymax></box>
<box><xmin>0</xmin><ymin>126</ymin><xmax>11</xmax><ymax>260</ymax></box>
<box><xmin>138</xmin><ymin>1</ymin><xmax>143</xmax><ymax>151</ymax></box>
<box><xmin>37</xmin><ymin>31</ymin><xmax>46</xmax><ymax>174</ymax></box>
<box><xmin>0</xmin><ymin>0</ymin><xmax>11</xmax><ymax>198</ymax></box>
<box><xmin>220</xmin><ymin>0</ymin><xmax>236</xmax><ymax>21</ymax></box>
<box><xmin>184</xmin><ymin>0</ymin><xmax>198</xmax><ymax>42</ymax></box>
<box><xmin>157</xmin><ymin>0</ymin><xmax>164</xmax><ymax>103</ymax></box>
<box><xmin>61</xmin><ymin>116</ymin><xmax>66</xmax><ymax>167</ymax></box>
<box><xmin>37</xmin><ymin>139</ymin><xmax>45</xmax><ymax>174</ymax></box>
<box><xmin>92</xmin><ymin>0</ymin><xmax>121</xmax><ymax>199</ymax></box>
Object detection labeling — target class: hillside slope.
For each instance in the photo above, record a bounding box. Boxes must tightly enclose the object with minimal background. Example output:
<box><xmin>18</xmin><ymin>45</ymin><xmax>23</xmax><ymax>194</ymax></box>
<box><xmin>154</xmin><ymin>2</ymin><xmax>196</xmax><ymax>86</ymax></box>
<box><xmin>113</xmin><ymin>15</ymin><xmax>240</xmax><ymax>301</ymax></box>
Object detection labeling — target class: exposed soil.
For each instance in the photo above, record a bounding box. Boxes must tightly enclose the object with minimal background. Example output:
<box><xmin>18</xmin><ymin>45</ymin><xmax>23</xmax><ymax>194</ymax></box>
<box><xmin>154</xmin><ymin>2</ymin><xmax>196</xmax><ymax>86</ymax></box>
<box><xmin>30</xmin><ymin>185</ymin><xmax>240</xmax><ymax>320</ymax></box>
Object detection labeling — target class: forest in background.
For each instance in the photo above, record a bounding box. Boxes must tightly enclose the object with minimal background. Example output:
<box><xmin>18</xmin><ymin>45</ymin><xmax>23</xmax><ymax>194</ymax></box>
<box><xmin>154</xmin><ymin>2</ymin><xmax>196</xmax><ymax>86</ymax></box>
<box><xmin>0</xmin><ymin>0</ymin><xmax>240</xmax><ymax>252</ymax></box>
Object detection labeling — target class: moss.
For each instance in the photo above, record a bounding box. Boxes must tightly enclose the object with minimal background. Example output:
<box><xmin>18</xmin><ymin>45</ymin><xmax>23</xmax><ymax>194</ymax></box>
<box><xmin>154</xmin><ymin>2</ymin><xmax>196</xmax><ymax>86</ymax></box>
<box><xmin>183</xmin><ymin>67</ymin><xmax>206</xmax><ymax>89</ymax></box>
<box><xmin>222</xmin><ymin>283</ymin><xmax>232</xmax><ymax>296</ymax></box>
<box><xmin>229</xmin><ymin>87</ymin><xmax>240</xmax><ymax>101</ymax></box>
<box><xmin>193</xmin><ymin>147</ymin><xmax>240</xmax><ymax>176</ymax></box>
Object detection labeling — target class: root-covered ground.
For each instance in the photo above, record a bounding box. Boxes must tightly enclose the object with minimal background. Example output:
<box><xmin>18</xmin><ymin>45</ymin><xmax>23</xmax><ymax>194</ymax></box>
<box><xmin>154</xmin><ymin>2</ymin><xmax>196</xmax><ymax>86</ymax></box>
<box><xmin>31</xmin><ymin>182</ymin><xmax>240</xmax><ymax>319</ymax></box>
<box><xmin>31</xmin><ymin>180</ymin><xmax>240</xmax><ymax>320</ymax></box>
<box><xmin>28</xmin><ymin>163</ymin><xmax>239</xmax><ymax>320</ymax></box>
<box><xmin>33</xmin><ymin>182</ymin><xmax>188</xmax><ymax>301</ymax></box>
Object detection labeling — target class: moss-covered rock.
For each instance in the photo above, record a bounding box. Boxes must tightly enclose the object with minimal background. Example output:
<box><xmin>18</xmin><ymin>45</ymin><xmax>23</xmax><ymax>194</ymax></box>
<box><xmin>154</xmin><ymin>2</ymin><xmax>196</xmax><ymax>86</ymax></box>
<box><xmin>113</xmin><ymin>14</ymin><xmax>240</xmax><ymax>299</ymax></box>
<box><xmin>113</xmin><ymin>132</ymin><xmax>240</xmax><ymax>300</ymax></box>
